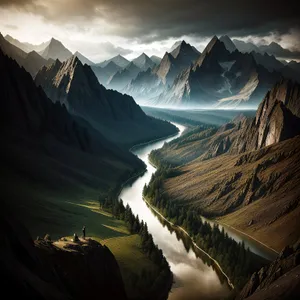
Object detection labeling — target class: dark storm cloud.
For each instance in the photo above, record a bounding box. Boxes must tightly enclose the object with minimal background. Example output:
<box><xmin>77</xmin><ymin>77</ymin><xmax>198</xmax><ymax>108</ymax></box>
<box><xmin>1</xmin><ymin>0</ymin><xmax>299</xmax><ymax>43</ymax></box>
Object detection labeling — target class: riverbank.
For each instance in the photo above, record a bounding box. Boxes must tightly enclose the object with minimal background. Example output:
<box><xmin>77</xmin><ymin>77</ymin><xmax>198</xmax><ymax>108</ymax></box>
<box><xmin>142</xmin><ymin>195</ymin><xmax>234</xmax><ymax>290</ymax></box>
<box><xmin>143</xmin><ymin>160</ymin><xmax>269</xmax><ymax>289</ymax></box>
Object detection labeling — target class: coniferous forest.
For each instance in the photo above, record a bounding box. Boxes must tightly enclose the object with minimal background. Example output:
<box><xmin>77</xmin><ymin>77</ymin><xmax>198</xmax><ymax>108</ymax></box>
<box><xmin>99</xmin><ymin>193</ymin><xmax>173</xmax><ymax>298</ymax></box>
<box><xmin>143</xmin><ymin>164</ymin><xmax>267</xmax><ymax>288</ymax></box>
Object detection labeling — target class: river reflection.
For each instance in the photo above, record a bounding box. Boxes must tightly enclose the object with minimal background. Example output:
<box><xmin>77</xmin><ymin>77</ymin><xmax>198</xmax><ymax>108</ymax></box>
<box><xmin>119</xmin><ymin>123</ymin><xmax>231</xmax><ymax>300</ymax></box>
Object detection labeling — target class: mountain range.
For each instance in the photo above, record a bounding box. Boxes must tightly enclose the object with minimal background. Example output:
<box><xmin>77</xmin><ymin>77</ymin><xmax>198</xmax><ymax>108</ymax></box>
<box><xmin>0</xmin><ymin>32</ymin><xmax>53</xmax><ymax>76</ymax></box>
<box><xmin>233</xmin><ymin>39</ymin><xmax>300</xmax><ymax>60</ymax></box>
<box><xmin>34</xmin><ymin>55</ymin><xmax>176</xmax><ymax>148</ymax></box>
<box><xmin>126</xmin><ymin>36</ymin><xmax>300</xmax><ymax>108</ymax></box>
<box><xmin>5</xmin><ymin>34</ymin><xmax>50</xmax><ymax>53</ymax></box>
<box><xmin>123</xmin><ymin>40</ymin><xmax>200</xmax><ymax>101</ymax></box>
<box><xmin>2</xmin><ymin>32</ymin><xmax>300</xmax><ymax>110</ymax></box>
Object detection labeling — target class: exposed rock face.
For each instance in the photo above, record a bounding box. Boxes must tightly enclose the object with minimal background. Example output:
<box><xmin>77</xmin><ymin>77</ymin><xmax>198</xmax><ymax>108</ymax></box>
<box><xmin>40</xmin><ymin>38</ymin><xmax>72</xmax><ymax>61</ymax></box>
<box><xmin>132</xmin><ymin>53</ymin><xmax>155</xmax><ymax>71</ymax></box>
<box><xmin>237</xmin><ymin>243</ymin><xmax>300</xmax><ymax>300</ymax></box>
<box><xmin>35</xmin><ymin>55</ymin><xmax>177</xmax><ymax>147</ymax></box>
<box><xmin>231</xmin><ymin>80</ymin><xmax>300</xmax><ymax>153</ymax></box>
<box><xmin>0</xmin><ymin>212</ymin><xmax>127</xmax><ymax>300</ymax></box>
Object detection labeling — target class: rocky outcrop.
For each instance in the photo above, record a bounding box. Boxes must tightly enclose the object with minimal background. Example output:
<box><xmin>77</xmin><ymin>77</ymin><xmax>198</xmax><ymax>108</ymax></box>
<box><xmin>231</xmin><ymin>80</ymin><xmax>300</xmax><ymax>153</ymax></box>
<box><xmin>0</xmin><ymin>211</ymin><xmax>127</xmax><ymax>300</ymax></box>
<box><xmin>237</xmin><ymin>242</ymin><xmax>300</xmax><ymax>300</ymax></box>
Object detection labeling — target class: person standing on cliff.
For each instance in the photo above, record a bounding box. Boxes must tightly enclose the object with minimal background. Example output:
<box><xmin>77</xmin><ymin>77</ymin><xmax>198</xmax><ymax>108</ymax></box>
<box><xmin>82</xmin><ymin>225</ymin><xmax>86</xmax><ymax>239</ymax></box>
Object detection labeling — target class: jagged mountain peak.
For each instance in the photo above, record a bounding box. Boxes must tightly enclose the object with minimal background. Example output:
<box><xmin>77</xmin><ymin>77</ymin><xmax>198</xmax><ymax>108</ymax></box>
<box><xmin>193</xmin><ymin>35</ymin><xmax>228</xmax><ymax>70</ymax></box>
<box><xmin>40</xmin><ymin>37</ymin><xmax>72</xmax><ymax>61</ymax></box>
<box><xmin>132</xmin><ymin>52</ymin><xmax>155</xmax><ymax>71</ymax></box>
<box><xmin>170</xmin><ymin>40</ymin><xmax>199</xmax><ymax>59</ymax></box>
<box><xmin>219</xmin><ymin>35</ymin><xmax>237</xmax><ymax>53</ymax></box>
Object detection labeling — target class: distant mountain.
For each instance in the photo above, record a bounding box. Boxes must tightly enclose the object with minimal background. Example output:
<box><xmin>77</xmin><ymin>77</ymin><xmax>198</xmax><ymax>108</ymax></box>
<box><xmin>40</xmin><ymin>37</ymin><xmax>72</xmax><ymax>61</ymax></box>
<box><xmin>233</xmin><ymin>39</ymin><xmax>300</xmax><ymax>60</ymax></box>
<box><xmin>4</xmin><ymin>34</ymin><xmax>50</xmax><ymax>53</ymax></box>
<box><xmin>154</xmin><ymin>36</ymin><xmax>294</xmax><ymax>108</ymax></box>
<box><xmin>219</xmin><ymin>35</ymin><xmax>237</xmax><ymax>53</ymax></box>
<box><xmin>233</xmin><ymin>39</ymin><xmax>261</xmax><ymax>53</ymax></box>
<box><xmin>287</xmin><ymin>60</ymin><xmax>300</xmax><ymax>73</ymax></box>
<box><xmin>250</xmin><ymin>51</ymin><xmax>284</xmax><ymax>71</ymax></box>
<box><xmin>150</xmin><ymin>55</ymin><xmax>161</xmax><ymax>65</ymax></box>
<box><xmin>91</xmin><ymin>61</ymin><xmax>121</xmax><ymax>86</ymax></box>
<box><xmin>132</xmin><ymin>53</ymin><xmax>155</xmax><ymax>71</ymax></box>
<box><xmin>0</xmin><ymin>32</ymin><xmax>52</xmax><ymax>76</ymax></box>
<box><xmin>123</xmin><ymin>68</ymin><xmax>165</xmax><ymax>101</ymax></box>
<box><xmin>155</xmin><ymin>40</ymin><xmax>200</xmax><ymax>85</ymax></box>
<box><xmin>35</xmin><ymin>56</ymin><xmax>177</xmax><ymax>147</ymax></box>
<box><xmin>108</xmin><ymin>61</ymin><xmax>141</xmax><ymax>90</ymax></box>
<box><xmin>96</xmin><ymin>54</ymin><xmax>130</xmax><ymax>68</ymax></box>
<box><xmin>123</xmin><ymin>41</ymin><xmax>200</xmax><ymax>103</ymax></box>
<box><xmin>74</xmin><ymin>51</ymin><xmax>94</xmax><ymax>65</ymax></box>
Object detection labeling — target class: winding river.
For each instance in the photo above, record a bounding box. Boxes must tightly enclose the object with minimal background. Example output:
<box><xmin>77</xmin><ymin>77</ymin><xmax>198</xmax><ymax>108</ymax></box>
<box><xmin>119</xmin><ymin>123</ymin><xmax>276</xmax><ymax>300</ymax></box>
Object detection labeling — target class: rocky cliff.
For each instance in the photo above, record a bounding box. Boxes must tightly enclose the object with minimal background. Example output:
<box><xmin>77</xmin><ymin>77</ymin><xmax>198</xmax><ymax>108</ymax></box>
<box><xmin>0</xmin><ymin>211</ymin><xmax>127</xmax><ymax>300</ymax></box>
<box><xmin>237</xmin><ymin>242</ymin><xmax>300</xmax><ymax>299</ymax></box>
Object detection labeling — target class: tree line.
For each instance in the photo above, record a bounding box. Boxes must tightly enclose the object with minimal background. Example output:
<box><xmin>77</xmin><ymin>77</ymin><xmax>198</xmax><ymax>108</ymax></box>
<box><xmin>99</xmin><ymin>193</ymin><xmax>172</xmax><ymax>299</ymax></box>
<box><xmin>143</xmin><ymin>166</ymin><xmax>267</xmax><ymax>289</ymax></box>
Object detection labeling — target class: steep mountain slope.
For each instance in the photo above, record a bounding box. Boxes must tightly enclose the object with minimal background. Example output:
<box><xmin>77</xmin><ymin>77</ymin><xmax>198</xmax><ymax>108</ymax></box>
<box><xmin>74</xmin><ymin>51</ymin><xmax>94</xmax><ymax>65</ymax></box>
<box><xmin>155</xmin><ymin>40</ymin><xmax>200</xmax><ymax>85</ymax></box>
<box><xmin>237</xmin><ymin>243</ymin><xmax>300</xmax><ymax>300</ymax></box>
<box><xmin>108</xmin><ymin>61</ymin><xmax>141</xmax><ymax>90</ymax></box>
<box><xmin>250</xmin><ymin>51</ymin><xmax>284</xmax><ymax>71</ymax></box>
<box><xmin>35</xmin><ymin>56</ymin><xmax>177</xmax><ymax>147</ymax></box>
<box><xmin>96</xmin><ymin>54</ymin><xmax>130</xmax><ymax>68</ymax></box>
<box><xmin>0</xmin><ymin>33</ymin><xmax>52</xmax><ymax>76</ymax></box>
<box><xmin>123</xmin><ymin>68</ymin><xmax>165</xmax><ymax>101</ymax></box>
<box><xmin>5</xmin><ymin>34</ymin><xmax>50</xmax><ymax>53</ymax></box>
<box><xmin>150</xmin><ymin>80</ymin><xmax>300</xmax><ymax>251</ymax></box>
<box><xmin>132</xmin><ymin>53</ymin><xmax>155</xmax><ymax>71</ymax></box>
<box><xmin>123</xmin><ymin>41</ymin><xmax>200</xmax><ymax>103</ymax></box>
<box><xmin>91</xmin><ymin>61</ymin><xmax>122</xmax><ymax>86</ymax></box>
<box><xmin>0</xmin><ymin>48</ymin><xmax>145</xmax><ymax>233</ymax></box>
<box><xmin>40</xmin><ymin>38</ymin><xmax>72</xmax><ymax>61</ymax></box>
<box><xmin>220</xmin><ymin>35</ymin><xmax>237</xmax><ymax>53</ymax></box>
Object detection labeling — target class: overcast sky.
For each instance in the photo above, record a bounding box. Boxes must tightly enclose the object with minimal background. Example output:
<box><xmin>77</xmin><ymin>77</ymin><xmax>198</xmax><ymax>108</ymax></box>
<box><xmin>0</xmin><ymin>0</ymin><xmax>299</xmax><ymax>62</ymax></box>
